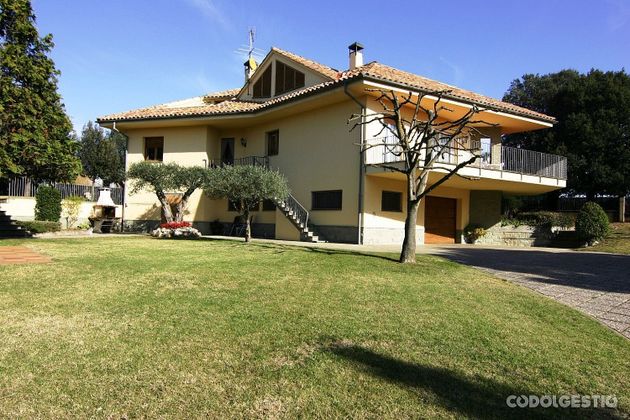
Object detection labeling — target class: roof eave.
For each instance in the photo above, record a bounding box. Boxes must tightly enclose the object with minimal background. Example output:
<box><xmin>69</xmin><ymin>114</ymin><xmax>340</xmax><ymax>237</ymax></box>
<box><xmin>357</xmin><ymin>74</ymin><xmax>556</xmax><ymax>125</ymax></box>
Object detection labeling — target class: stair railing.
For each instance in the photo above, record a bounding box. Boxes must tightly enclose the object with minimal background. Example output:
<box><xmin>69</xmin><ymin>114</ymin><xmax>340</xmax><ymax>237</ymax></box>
<box><xmin>277</xmin><ymin>193</ymin><xmax>309</xmax><ymax>229</ymax></box>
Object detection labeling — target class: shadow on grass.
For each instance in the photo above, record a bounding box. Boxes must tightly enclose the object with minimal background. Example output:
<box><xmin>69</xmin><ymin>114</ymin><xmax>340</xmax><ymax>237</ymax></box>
<box><xmin>196</xmin><ymin>236</ymin><xmax>400</xmax><ymax>262</ymax></box>
<box><xmin>324</xmin><ymin>340</ymin><xmax>619</xmax><ymax>419</ymax></box>
<box><xmin>300</xmin><ymin>246</ymin><xmax>399</xmax><ymax>262</ymax></box>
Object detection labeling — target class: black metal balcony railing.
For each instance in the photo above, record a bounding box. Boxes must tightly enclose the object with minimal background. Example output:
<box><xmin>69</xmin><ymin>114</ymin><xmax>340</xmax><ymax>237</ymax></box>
<box><xmin>208</xmin><ymin>156</ymin><xmax>269</xmax><ymax>168</ymax></box>
<box><xmin>364</xmin><ymin>137</ymin><xmax>568</xmax><ymax>180</ymax></box>
<box><xmin>501</xmin><ymin>146</ymin><xmax>567</xmax><ymax>179</ymax></box>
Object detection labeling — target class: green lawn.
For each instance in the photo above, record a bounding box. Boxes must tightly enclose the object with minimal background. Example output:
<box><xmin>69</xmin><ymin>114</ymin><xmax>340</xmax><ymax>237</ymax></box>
<box><xmin>0</xmin><ymin>237</ymin><xmax>628</xmax><ymax>418</ymax></box>
<box><xmin>581</xmin><ymin>223</ymin><xmax>630</xmax><ymax>255</ymax></box>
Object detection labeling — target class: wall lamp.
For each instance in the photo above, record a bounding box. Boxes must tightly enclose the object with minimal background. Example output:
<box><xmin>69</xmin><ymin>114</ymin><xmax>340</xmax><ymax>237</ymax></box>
<box><xmin>240</xmin><ymin>138</ymin><xmax>247</xmax><ymax>147</ymax></box>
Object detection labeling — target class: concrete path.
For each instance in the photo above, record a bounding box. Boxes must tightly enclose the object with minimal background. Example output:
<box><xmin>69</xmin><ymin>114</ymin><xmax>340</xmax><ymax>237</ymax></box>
<box><xmin>428</xmin><ymin>246</ymin><xmax>630</xmax><ymax>339</ymax></box>
<box><xmin>0</xmin><ymin>246</ymin><xmax>51</xmax><ymax>265</ymax></box>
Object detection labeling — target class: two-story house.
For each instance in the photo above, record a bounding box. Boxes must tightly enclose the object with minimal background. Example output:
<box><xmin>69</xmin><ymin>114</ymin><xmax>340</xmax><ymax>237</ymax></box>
<box><xmin>97</xmin><ymin>43</ymin><xmax>566</xmax><ymax>245</ymax></box>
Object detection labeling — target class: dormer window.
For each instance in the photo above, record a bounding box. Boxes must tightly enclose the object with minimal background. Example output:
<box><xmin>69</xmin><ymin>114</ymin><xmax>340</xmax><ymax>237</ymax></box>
<box><xmin>252</xmin><ymin>66</ymin><xmax>272</xmax><ymax>98</ymax></box>
<box><xmin>275</xmin><ymin>61</ymin><xmax>305</xmax><ymax>95</ymax></box>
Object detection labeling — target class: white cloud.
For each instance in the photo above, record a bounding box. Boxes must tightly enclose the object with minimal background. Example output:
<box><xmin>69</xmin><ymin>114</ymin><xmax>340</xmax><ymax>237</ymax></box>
<box><xmin>184</xmin><ymin>0</ymin><xmax>230</xmax><ymax>29</ymax></box>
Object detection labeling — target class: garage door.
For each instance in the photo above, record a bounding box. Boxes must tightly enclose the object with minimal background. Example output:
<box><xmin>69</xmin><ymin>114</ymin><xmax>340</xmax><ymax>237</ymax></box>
<box><xmin>424</xmin><ymin>196</ymin><xmax>456</xmax><ymax>244</ymax></box>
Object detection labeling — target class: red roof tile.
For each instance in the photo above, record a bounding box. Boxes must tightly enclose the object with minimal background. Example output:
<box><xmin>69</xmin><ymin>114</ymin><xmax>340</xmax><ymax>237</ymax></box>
<box><xmin>98</xmin><ymin>48</ymin><xmax>554</xmax><ymax>123</ymax></box>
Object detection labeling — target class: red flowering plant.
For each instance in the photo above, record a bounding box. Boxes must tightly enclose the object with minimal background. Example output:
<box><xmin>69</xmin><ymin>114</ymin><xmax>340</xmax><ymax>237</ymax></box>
<box><xmin>159</xmin><ymin>221</ymin><xmax>191</xmax><ymax>229</ymax></box>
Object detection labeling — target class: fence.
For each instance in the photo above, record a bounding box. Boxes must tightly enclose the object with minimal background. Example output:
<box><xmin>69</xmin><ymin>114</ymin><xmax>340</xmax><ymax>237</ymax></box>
<box><xmin>364</xmin><ymin>137</ymin><xmax>568</xmax><ymax>180</ymax></box>
<box><xmin>519</xmin><ymin>196</ymin><xmax>625</xmax><ymax>212</ymax></box>
<box><xmin>0</xmin><ymin>177</ymin><xmax>123</xmax><ymax>204</ymax></box>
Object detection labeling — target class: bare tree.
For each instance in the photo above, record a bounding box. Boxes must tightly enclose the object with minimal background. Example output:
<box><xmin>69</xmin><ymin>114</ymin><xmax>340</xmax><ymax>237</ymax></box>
<box><xmin>350</xmin><ymin>88</ymin><xmax>492</xmax><ymax>263</ymax></box>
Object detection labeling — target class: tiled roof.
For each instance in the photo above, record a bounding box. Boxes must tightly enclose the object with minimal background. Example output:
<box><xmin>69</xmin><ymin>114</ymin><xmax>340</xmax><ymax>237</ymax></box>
<box><xmin>99</xmin><ymin>98</ymin><xmax>261</xmax><ymax>121</ymax></box>
<box><xmin>345</xmin><ymin>62</ymin><xmax>555</xmax><ymax>122</ymax></box>
<box><xmin>98</xmin><ymin>49</ymin><xmax>555</xmax><ymax>123</ymax></box>
<box><xmin>204</xmin><ymin>88</ymin><xmax>240</xmax><ymax>100</ymax></box>
<box><xmin>270</xmin><ymin>47</ymin><xmax>339</xmax><ymax>80</ymax></box>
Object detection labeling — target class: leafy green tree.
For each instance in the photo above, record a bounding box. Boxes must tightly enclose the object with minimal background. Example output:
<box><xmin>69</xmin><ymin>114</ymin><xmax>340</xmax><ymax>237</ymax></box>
<box><xmin>503</xmin><ymin>69</ymin><xmax>630</xmax><ymax>199</ymax></box>
<box><xmin>127</xmin><ymin>162</ymin><xmax>207</xmax><ymax>223</ymax></box>
<box><xmin>204</xmin><ymin>165</ymin><xmax>289</xmax><ymax>242</ymax></box>
<box><xmin>79</xmin><ymin>121</ymin><xmax>125</xmax><ymax>185</ymax></box>
<box><xmin>0</xmin><ymin>0</ymin><xmax>80</xmax><ymax>182</ymax></box>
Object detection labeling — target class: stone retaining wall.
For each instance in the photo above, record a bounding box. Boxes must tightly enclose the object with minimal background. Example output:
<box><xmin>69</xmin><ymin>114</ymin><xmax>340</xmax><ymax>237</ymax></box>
<box><xmin>474</xmin><ymin>224</ymin><xmax>576</xmax><ymax>247</ymax></box>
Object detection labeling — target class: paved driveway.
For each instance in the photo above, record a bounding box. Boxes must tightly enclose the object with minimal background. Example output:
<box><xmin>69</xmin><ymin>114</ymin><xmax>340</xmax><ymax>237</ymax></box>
<box><xmin>428</xmin><ymin>246</ymin><xmax>630</xmax><ymax>339</ymax></box>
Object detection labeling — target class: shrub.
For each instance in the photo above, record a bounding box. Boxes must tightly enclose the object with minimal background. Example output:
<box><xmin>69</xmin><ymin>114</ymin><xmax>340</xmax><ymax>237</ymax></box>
<box><xmin>575</xmin><ymin>202</ymin><xmax>610</xmax><ymax>245</ymax></box>
<box><xmin>501</xmin><ymin>211</ymin><xmax>576</xmax><ymax>229</ymax></box>
<box><xmin>35</xmin><ymin>185</ymin><xmax>62</xmax><ymax>222</ymax></box>
<box><xmin>16</xmin><ymin>220</ymin><xmax>61</xmax><ymax>233</ymax></box>
<box><xmin>463</xmin><ymin>224</ymin><xmax>486</xmax><ymax>243</ymax></box>
<box><xmin>502</xmin><ymin>195</ymin><xmax>522</xmax><ymax>218</ymax></box>
<box><xmin>62</xmin><ymin>195</ymin><xmax>85</xmax><ymax>228</ymax></box>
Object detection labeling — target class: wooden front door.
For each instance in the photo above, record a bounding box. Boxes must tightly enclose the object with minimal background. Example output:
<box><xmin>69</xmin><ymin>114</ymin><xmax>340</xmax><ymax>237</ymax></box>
<box><xmin>424</xmin><ymin>196</ymin><xmax>457</xmax><ymax>244</ymax></box>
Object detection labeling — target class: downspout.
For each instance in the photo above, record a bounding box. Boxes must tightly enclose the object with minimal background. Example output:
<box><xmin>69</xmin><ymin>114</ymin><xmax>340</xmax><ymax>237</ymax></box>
<box><xmin>112</xmin><ymin>121</ymin><xmax>128</xmax><ymax>232</ymax></box>
<box><xmin>344</xmin><ymin>82</ymin><xmax>366</xmax><ymax>245</ymax></box>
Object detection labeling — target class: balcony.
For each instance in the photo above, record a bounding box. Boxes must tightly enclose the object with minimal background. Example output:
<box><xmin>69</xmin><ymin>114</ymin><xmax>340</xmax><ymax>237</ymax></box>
<box><xmin>365</xmin><ymin>137</ymin><xmax>567</xmax><ymax>181</ymax></box>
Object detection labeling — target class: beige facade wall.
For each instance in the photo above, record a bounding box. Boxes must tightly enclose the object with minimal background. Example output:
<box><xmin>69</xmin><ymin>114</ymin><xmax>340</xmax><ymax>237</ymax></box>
<box><xmin>124</xmin><ymin>126</ymin><xmax>214</xmax><ymax>223</ymax></box>
<box><xmin>119</xmin><ymin>91</ymin><xmax>536</xmax><ymax>245</ymax></box>
<box><xmin>122</xmin><ymin>99</ymin><xmax>362</xmax><ymax>240</ymax></box>
<box><xmin>362</xmin><ymin>175</ymin><xmax>470</xmax><ymax>244</ymax></box>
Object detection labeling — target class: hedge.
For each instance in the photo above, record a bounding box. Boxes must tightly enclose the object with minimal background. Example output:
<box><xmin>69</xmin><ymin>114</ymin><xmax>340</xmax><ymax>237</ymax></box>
<box><xmin>16</xmin><ymin>220</ymin><xmax>61</xmax><ymax>234</ymax></box>
<box><xmin>34</xmin><ymin>185</ymin><xmax>62</xmax><ymax>222</ymax></box>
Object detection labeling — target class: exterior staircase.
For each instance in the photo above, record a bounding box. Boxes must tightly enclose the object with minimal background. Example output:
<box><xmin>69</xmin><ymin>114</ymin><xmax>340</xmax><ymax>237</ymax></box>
<box><xmin>0</xmin><ymin>208</ymin><xmax>31</xmax><ymax>238</ymax></box>
<box><xmin>275</xmin><ymin>194</ymin><xmax>323</xmax><ymax>243</ymax></box>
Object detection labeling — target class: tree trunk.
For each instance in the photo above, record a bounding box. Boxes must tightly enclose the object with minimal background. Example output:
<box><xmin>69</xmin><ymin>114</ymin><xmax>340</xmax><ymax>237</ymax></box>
<box><xmin>157</xmin><ymin>191</ymin><xmax>174</xmax><ymax>223</ymax></box>
<box><xmin>243</xmin><ymin>209</ymin><xmax>251</xmax><ymax>242</ymax></box>
<box><xmin>400</xmin><ymin>197</ymin><xmax>420</xmax><ymax>263</ymax></box>
<box><xmin>174</xmin><ymin>197</ymin><xmax>188</xmax><ymax>222</ymax></box>
<box><xmin>620</xmin><ymin>195</ymin><xmax>626</xmax><ymax>223</ymax></box>
<box><xmin>175</xmin><ymin>189</ymin><xmax>195</xmax><ymax>222</ymax></box>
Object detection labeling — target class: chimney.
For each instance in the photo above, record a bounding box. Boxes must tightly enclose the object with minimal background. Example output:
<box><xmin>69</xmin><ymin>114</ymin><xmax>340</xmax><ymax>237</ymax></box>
<box><xmin>244</xmin><ymin>56</ymin><xmax>258</xmax><ymax>82</ymax></box>
<box><xmin>348</xmin><ymin>42</ymin><xmax>364</xmax><ymax>70</ymax></box>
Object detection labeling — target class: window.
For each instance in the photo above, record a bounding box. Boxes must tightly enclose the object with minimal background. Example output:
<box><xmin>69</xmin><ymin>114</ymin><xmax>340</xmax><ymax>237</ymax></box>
<box><xmin>262</xmin><ymin>199</ymin><xmax>276</xmax><ymax>211</ymax></box>
<box><xmin>312</xmin><ymin>190</ymin><xmax>342</xmax><ymax>210</ymax></box>
<box><xmin>275</xmin><ymin>61</ymin><xmax>305</xmax><ymax>95</ymax></box>
<box><xmin>252</xmin><ymin>66</ymin><xmax>272</xmax><ymax>98</ymax></box>
<box><xmin>266</xmin><ymin>130</ymin><xmax>279</xmax><ymax>156</ymax></box>
<box><xmin>144</xmin><ymin>137</ymin><xmax>164</xmax><ymax>161</ymax></box>
<box><xmin>480</xmin><ymin>137</ymin><xmax>492</xmax><ymax>164</ymax></box>
<box><xmin>381</xmin><ymin>191</ymin><xmax>402</xmax><ymax>212</ymax></box>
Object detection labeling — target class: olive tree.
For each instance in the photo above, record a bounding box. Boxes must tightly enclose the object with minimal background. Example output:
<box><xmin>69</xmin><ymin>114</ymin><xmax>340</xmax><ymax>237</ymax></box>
<box><xmin>204</xmin><ymin>165</ymin><xmax>289</xmax><ymax>242</ymax></box>
<box><xmin>127</xmin><ymin>162</ymin><xmax>208</xmax><ymax>222</ymax></box>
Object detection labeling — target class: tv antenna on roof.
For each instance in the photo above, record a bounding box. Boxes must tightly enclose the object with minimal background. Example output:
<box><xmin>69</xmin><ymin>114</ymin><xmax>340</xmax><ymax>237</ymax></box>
<box><xmin>235</xmin><ymin>28</ymin><xmax>265</xmax><ymax>61</ymax></box>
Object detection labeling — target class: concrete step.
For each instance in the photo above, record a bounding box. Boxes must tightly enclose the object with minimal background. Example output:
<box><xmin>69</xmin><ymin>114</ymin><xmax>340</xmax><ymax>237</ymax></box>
<box><xmin>0</xmin><ymin>229</ymin><xmax>30</xmax><ymax>238</ymax></box>
<box><xmin>0</xmin><ymin>224</ymin><xmax>26</xmax><ymax>232</ymax></box>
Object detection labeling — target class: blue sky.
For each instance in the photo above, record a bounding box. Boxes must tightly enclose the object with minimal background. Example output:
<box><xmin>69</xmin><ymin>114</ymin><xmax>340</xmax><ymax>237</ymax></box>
<box><xmin>31</xmin><ymin>0</ymin><xmax>630</xmax><ymax>133</ymax></box>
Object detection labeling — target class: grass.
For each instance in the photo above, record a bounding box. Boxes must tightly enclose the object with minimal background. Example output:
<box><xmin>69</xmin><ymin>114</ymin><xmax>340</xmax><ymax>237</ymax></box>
<box><xmin>580</xmin><ymin>223</ymin><xmax>630</xmax><ymax>254</ymax></box>
<box><xmin>0</xmin><ymin>236</ymin><xmax>628</xmax><ymax>418</ymax></box>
